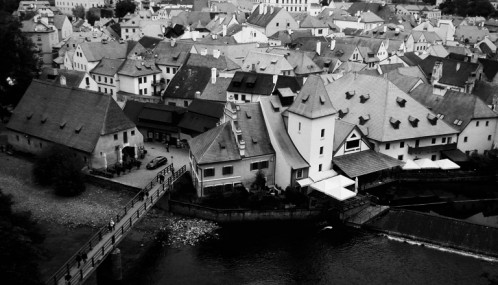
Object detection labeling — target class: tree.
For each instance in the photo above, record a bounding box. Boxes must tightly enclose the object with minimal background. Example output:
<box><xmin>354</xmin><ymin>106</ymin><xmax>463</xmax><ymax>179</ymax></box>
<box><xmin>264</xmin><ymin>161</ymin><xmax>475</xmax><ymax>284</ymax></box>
<box><xmin>72</xmin><ymin>4</ymin><xmax>85</xmax><ymax>20</ymax></box>
<box><xmin>0</xmin><ymin>189</ymin><xmax>44</xmax><ymax>285</ymax></box>
<box><xmin>86</xmin><ymin>7</ymin><xmax>101</xmax><ymax>26</ymax></box>
<box><xmin>440</xmin><ymin>0</ymin><xmax>496</xmax><ymax>16</ymax></box>
<box><xmin>251</xmin><ymin>170</ymin><xmax>267</xmax><ymax>191</ymax></box>
<box><xmin>0</xmin><ymin>12</ymin><xmax>40</xmax><ymax>106</ymax></box>
<box><xmin>33</xmin><ymin>145</ymin><xmax>86</xmax><ymax>197</ymax></box>
<box><xmin>115</xmin><ymin>0</ymin><xmax>136</xmax><ymax>18</ymax></box>
<box><xmin>0</xmin><ymin>0</ymin><xmax>21</xmax><ymax>13</ymax></box>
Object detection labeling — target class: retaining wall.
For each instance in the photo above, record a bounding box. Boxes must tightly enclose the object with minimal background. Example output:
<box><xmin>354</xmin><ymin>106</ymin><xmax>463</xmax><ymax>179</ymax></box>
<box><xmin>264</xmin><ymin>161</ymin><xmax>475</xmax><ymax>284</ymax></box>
<box><xmin>365</xmin><ymin>209</ymin><xmax>498</xmax><ymax>258</ymax></box>
<box><xmin>84</xmin><ymin>173</ymin><xmax>142</xmax><ymax>193</ymax></box>
<box><xmin>169</xmin><ymin>200</ymin><xmax>323</xmax><ymax>223</ymax></box>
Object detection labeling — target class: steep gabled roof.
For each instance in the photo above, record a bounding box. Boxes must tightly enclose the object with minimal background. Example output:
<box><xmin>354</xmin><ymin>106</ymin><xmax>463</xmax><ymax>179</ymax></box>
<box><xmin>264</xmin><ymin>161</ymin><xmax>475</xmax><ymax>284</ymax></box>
<box><xmin>418</xmin><ymin>55</ymin><xmax>479</xmax><ymax>88</ymax></box>
<box><xmin>164</xmin><ymin>65</ymin><xmax>212</xmax><ymax>99</ymax></box>
<box><xmin>247</xmin><ymin>5</ymin><xmax>283</xmax><ymax>28</ymax></box>
<box><xmin>288</xmin><ymin>75</ymin><xmax>336</xmax><ymax>119</ymax></box>
<box><xmin>478</xmin><ymin>58</ymin><xmax>498</xmax><ymax>81</ymax></box>
<box><xmin>409</xmin><ymin>84</ymin><xmax>498</xmax><ymax>131</ymax></box>
<box><xmin>7</xmin><ymin>80</ymin><xmax>135</xmax><ymax>153</ymax></box>
<box><xmin>189</xmin><ymin>122</ymin><xmax>241</xmax><ymax>164</ymax></box>
<box><xmin>117</xmin><ymin>59</ymin><xmax>161</xmax><ymax>77</ymax></box>
<box><xmin>91</xmin><ymin>58</ymin><xmax>126</xmax><ymax>76</ymax></box>
<box><xmin>325</xmin><ymin>74</ymin><xmax>458</xmax><ymax>142</ymax></box>
<box><xmin>79</xmin><ymin>41</ymin><xmax>129</xmax><ymax>62</ymax></box>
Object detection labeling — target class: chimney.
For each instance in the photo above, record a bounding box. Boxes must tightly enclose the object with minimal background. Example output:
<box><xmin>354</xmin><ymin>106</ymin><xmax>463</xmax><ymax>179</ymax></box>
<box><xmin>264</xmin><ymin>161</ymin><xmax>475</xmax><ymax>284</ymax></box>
<box><xmin>270</xmin><ymin>6</ymin><xmax>274</xmax><ymax>14</ymax></box>
<box><xmin>192</xmin><ymin>32</ymin><xmax>197</xmax><ymax>41</ymax></box>
<box><xmin>211</xmin><ymin>68</ymin><xmax>217</xmax><ymax>84</ymax></box>
<box><xmin>252</xmin><ymin>63</ymin><xmax>256</xmax><ymax>72</ymax></box>
<box><xmin>316</xmin><ymin>41</ymin><xmax>321</xmax><ymax>55</ymax></box>
<box><xmin>456</xmin><ymin>62</ymin><xmax>461</xmax><ymax>71</ymax></box>
<box><xmin>170</xmin><ymin>39</ymin><xmax>176</xmax><ymax>47</ymax></box>
<box><xmin>383</xmin><ymin>25</ymin><xmax>387</xmax><ymax>33</ymax></box>
<box><xmin>330</xmin><ymin>39</ymin><xmax>336</xmax><ymax>51</ymax></box>
<box><xmin>273</xmin><ymin>74</ymin><xmax>278</xmax><ymax>84</ymax></box>
<box><xmin>264</xmin><ymin>5</ymin><xmax>268</xmax><ymax>15</ymax></box>
<box><xmin>213</xmin><ymin>49</ymin><xmax>220</xmax><ymax>58</ymax></box>
<box><xmin>329</xmin><ymin>11</ymin><xmax>333</xmax><ymax>16</ymax></box>
<box><xmin>222</xmin><ymin>24</ymin><xmax>227</xmax><ymax>37</ymax></box>
<box><xmin>60</xmin><ymin>75</ymin><xmax>66</xmax><ymax>86</ymax></box>
<box><xmin>431</xmin><ymin>61</ymin><xmax>443</xmax><ymax>84</ymax></box>
<box><xmin>201</xmin><ymin>48</ymin><xmax>207</xmax><ymax>56</ymax></box>
<box><xmin>259</xmin><ymin>4</ymin><xmax>263</xmax><ymax>14</ymax></box>
<box><xmin>395</xmin><ymin>27</ymin><xmax>400</xmax><ymax>35</ymax></box>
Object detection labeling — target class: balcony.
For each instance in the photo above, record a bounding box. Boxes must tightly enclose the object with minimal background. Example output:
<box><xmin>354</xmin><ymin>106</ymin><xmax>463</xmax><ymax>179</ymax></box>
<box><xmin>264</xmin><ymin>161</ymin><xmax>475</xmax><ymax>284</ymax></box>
<box><xmin>408</xmin><ymin>143</ymin><xmax>457</xmax><ymax>155</ymax></box>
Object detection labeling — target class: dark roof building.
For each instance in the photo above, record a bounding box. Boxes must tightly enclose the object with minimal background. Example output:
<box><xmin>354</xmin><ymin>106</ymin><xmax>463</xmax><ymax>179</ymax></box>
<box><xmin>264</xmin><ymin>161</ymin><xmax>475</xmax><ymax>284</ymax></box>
<box><xmin>227</xmin><ymin>71</ymin><xmax>274</xmax><ymax>95</ymax></box>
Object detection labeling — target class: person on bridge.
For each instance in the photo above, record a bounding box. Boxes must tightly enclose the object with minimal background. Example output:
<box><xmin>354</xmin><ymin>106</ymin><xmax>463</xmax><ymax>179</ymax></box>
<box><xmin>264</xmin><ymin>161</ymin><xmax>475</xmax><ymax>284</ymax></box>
<box><xmin>75</xmin><ymin>253</ymin><xmax>82</xmax><ymax>268</ymax></box>
<box><xmin>81</xmin><ymin>251</ymin><xmax>88</xmax><ymax>263</ymax></box>
<box><xmin>65</xmin><ymin>273</ymin><xmax>72</xmax><ymax>284</ymax></box>
<box><xmin>159</xmin><ymin>173</ymin><xmax>165</xmax><ymax>184</ymax></box>
<box><xmin>109</xmin><ymin>219</ymin><xmax>115</xmax><ymax>231</ymax></box>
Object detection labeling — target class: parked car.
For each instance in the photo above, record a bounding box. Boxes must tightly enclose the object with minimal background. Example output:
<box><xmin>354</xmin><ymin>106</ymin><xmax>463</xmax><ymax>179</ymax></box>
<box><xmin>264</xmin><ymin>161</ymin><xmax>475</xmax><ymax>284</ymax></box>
<box><xmin>146</xmin><ymin>156</ymin><xmax>168</xmax><ymax>170</ymax></box>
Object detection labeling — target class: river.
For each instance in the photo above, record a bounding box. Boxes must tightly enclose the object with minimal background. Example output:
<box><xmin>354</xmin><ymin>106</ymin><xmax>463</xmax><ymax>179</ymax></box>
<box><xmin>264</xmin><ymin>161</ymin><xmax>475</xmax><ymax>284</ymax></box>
<box><xmin>124</xmin><ymin>223</ymin><xmax>498</xmax><ymax>285</ymax></box>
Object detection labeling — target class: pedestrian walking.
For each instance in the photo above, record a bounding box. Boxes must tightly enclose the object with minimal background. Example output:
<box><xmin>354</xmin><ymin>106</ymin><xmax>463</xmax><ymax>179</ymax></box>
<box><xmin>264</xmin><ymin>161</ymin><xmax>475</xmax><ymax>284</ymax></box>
<box><xmin>140</xmin><ymin>191</ymin><xmax>145</xmax><ymax>201</ymax></box>
<box><xmin>165</xmin><ymin>142</ymin><xmax>169</xmax><ymax>152</ymax></box>
<box><xmin>145</xmin><ymin>190</ymin><xmax>150</xmax><ymax>198</ymax></box>
<box><xmin>110</xmin><ymin>219</ymin><xmax>115</xmax><ymax>231</ymax></box>
<box><xmin>75</xmin><ymin>253</ymin><xmax>82</xmax><ymax>268</ymax></box>
<box><xmin>159</xmin><ymin>173</ymin><xmax>165</xmax><ymax>184</ymax></box>
<box><xmin>81</xmin><ymin>251</ymin><xmax>88</xmax><ymax>263</ymax></box>
<box><xmin>65</xmin><ymin>273</ymin><xmax>72</xmax><ymax>285</ymax></box>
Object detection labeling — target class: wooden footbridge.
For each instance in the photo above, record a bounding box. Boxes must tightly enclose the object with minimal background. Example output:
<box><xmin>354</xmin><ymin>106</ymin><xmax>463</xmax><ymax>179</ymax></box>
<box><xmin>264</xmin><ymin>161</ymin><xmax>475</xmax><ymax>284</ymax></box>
<box><xmin>45</xmin><ymin>163</ymin><xmax>187</xmax><ymax>285</ymax></box>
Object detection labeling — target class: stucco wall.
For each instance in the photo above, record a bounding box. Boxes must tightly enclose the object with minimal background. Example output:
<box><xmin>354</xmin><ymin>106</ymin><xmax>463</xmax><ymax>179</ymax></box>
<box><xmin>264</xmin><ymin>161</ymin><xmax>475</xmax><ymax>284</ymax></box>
<box><xmin>457</xmin><ymin>118</ymin><xmax>497</xmax><ymax>154</ymax></box>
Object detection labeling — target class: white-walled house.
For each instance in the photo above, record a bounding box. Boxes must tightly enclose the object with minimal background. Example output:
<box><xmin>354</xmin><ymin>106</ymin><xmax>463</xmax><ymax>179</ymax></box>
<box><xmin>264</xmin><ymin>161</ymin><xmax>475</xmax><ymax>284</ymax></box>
<box><xmin>226</xmin><ymin>72</ymin><xmax>275</xmax><ymax>104</ymax></box>
<box><xmin>410</xmin><ymin>85</ymin><xmax>498</xmax><ymax>155</ymax></box>
<box><xmin>325</xmin><ymin>74</ymin><xmax>459</xmax><ymax>161</ymax></box>
<box><xmin>90</xmin><ymin>58</ymin><xmax>125</xmax><ymax>101</ymax></box>
<box><xmin>246</xmin><ymin>4</ymin><xmax>299</xmax><ymax>37</ymax></box>
<box><xmin>73</xmin><ymin>41</ymin><xmax>129</xmax><ymax>72</ymax></box>
<box><xmin>117</xmin><ymin>59</ymin><xmax>162</xmax><ymax>103</ymax></box>
<box><xmin>228</xmin><ymin>24</ymin><xmax>269</xmax><ymax>44</ymax></box>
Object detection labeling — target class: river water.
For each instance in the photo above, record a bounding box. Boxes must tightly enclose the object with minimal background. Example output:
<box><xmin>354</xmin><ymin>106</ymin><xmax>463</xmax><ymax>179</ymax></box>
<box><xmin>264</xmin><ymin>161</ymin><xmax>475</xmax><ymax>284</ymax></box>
<box><xmin>125</xmin><ymin>223</ymin><xmax>498</xmax><ymax>285</ymax></box>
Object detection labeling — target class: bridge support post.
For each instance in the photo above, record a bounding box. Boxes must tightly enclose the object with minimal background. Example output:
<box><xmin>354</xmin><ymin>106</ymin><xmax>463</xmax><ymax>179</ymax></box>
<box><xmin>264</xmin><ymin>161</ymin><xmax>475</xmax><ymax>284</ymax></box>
<box><xmin>109</xmin><ymin>248</ymin><xmax>123</xmax><ymax>281</ymax></box>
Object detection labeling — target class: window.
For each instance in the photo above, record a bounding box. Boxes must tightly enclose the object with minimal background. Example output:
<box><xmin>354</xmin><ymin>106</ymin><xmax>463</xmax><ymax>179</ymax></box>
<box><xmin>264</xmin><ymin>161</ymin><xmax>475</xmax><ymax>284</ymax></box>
<box><xmin>276</xmin><ymin>23</ymin><xmax>279</xmax><ymax>27</ymax></box>
<box><xmin>204</xmin><ymin>168</ymin><xmax>215</xmax><ymax>177</ymax></box>
<box><xmin>98</xmin><ymin>76</ymin><xmax>101</xmax><ymax>82</ymax></box>
<box><xmin>318</xmin><ymin>164</ymin><xmax>322</xmax><ymax>172</ymax></box>
<box><xmin>442</xmin><ymin>137</ymin><xmax>446</xmax><ymax>143</ymax></box>
<box><xmin>166</xmin><ymin>67</ymin><xmax>170</xmax><ymax>73</ymax></box>
<box><xmin>346</xmin><ymin>139</ymin><xmax>360</xmax><ymax>150</ymax></box>
<box><xmin>111</xmin><ymin>89</ymin><xmax>113</xmax><ymax>95</ymax></box>
<box><xmin>250</xmin><ymin>161</ymin><xmax>269</xmax><ymax>170</ymax></box>
<box><xmin>104</xmin><ymin>88</ymin><xmax>107</xmax><ymax>93</ymax></box>
<box><xmin>287</xmin><ymin>23</ymin><xmax>290</xmax><ymax>27</ymax></box>
<box><xmin>98</xmin><ymin>87</ymin><xmax>101</xmax><ymax>92</ymax></box>
<box><xmin>27</xmin><ymin>138</ymin><xmax>30</xmax><ymax>145</ymax></box>
<box><xmin>488</xmin><ymin>135</ymin><xmax>492</xmax><ymax>141</ymax></box>
<box><xmin>476</xmin><ymin>121</ymin><xmax>480</xmax><ymax>127</ymax></box>
<box><xmin>431</xmin><ymin>155</ymin><xmax>437</xmax><ymax>161</ymax></box>
<box><xmin>321</xmin><ymin>129</ymin><xmax>325</xmax><ymax>138</ymax></box>
<box><xmin>16</xmin><ymin>135</ymin><xmax>19</xmax><ymax>141</ymax></box>
<box><xmin>319</xmin><ymin>146</ymin><xmax>324</xmax><ymax>155</ymax></box>
<box><xmin>110</xmin><ymin>78</ymin><xmax>113</xmax><ymax>84</ymax></box>
<box><xmin>143</xmin><ymin>77</ymin><xmax>147</xmax><ymax>83</ymax></box>
<box><xmin>114</xmin><ymin>134</ymin><xmax>118</xmax><ymax>140</ymax></box>
<box><xmin>298</xmin><ymin>122</ymin><xmax>301</xmax><ymax>131</ymax></box>
<box><xmin>234</xmin><ymin>94</ymin><xmax>238</xmax><ymax>100</ymax></box>
<box><xmin>486</xmin><ymin>121</ymin><xmax>489</xmax><ymax>126</ymax></box>
<box><xmin>104</xmin><ymin>77</ymin><xmax>107</xmax><ymax>83</ymax></box>
<box><xmin>448</xmin><ymin>137</ymin><xmax>452</xmax><ymax>143</ymax></box>
<box><xmin>385</xmin><ymin>143</ymin><xmax>390</xmax><ymax>150</ymax></box>
<box><xmin>144</xmin><ymin>88</ymin><xmax>147</xmax><ymax>94</ymax></box>
<box><xmin>296</xmin><ymin>169</ymin><xmax>303</xmax><ymax>179</ymax></box>
<box><xmin>241</xmin><ymin>94</ymin><xmax>246</xmax><ymax>102</ymax></box>
<box><xmin>131</xmin><ymin>130</ymin><xmax>135</xmax><ymax>136</ymax></box>
<box><xmin>123</xmin><ymin>131</ymin><xmax>128</xmax><ymax>144</ymax></box>
<box><xmin>400</xmin><ymin>141</ymin><xmax>405</xmax><ymax>148</ymax></box>
<box><xmin>222</xmin><ymin>166</ymin><xmax>233</xmax><ymax>175</ymax></box>
<box><xmin>139</xmin><ymin>78</ymin><xmax>142</xmax><ymax>84</ymax></box>
<box><xmin>85</xmin><ymin>77</ymin><xmax>89</xmax><ymax>86</ymax></box>
<box><xmin>139</xmin><ymin>89</ymin><xmax>143</xmax><ymax>95</ymax></box>
<box><xmin>398</xmin><ymin>155</ymin><xmax>403</xmax><ymax>161</ymax></box>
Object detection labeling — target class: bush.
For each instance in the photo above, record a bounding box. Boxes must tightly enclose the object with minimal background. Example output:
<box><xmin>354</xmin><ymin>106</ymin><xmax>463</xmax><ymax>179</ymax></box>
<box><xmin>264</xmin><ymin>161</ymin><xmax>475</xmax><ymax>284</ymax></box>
<box><xmin>33</xmin><ymin>145</ymin><xmax>86</xmax><ymax>197</ymax></box>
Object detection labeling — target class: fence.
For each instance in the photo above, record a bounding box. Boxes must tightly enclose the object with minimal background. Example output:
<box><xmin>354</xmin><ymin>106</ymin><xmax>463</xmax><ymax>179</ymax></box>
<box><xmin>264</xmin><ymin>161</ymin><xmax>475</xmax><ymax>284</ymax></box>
<box><xmin>45</xmin><ymin>164</ymin><xmax>187</xmax><ymax>285</ymax></box>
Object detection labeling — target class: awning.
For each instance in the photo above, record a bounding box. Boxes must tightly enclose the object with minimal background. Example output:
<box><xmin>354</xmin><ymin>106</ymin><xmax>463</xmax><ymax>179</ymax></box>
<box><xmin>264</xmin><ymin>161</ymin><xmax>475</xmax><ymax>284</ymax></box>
<box><xmin>309</xmin><ymin>169</ymin><xmax>337</xmax><ymax>183</ymax></box>
<box><xmin>296</xmin><ymin>178</ymin><xmax>313</xmax><ymax>187</ymax></box>
<box><xmin>402</xmin><ymin>159</ymin><xmax>421</xmax><ymax>170</ymax></box>
<box><xmin>414</xmin><ymin>158</ymin><xmax>440</xmax><ymax>169</ymax></box>
<box><xmin>435</xmin><ymin>159</ymin><xmax>460</xmax><ymax>170</ymax></box>
<box><xmin>333</xmin><ymin>150</ymin><xmax>404</xmax><ymax>178</ymax></box>
<box><xmin>441</xmin><ymin>149</ymin><xmax>469</xmax><ymax>162</ymax></box>
<box><xmin>310</xmin><ymin>175</ymin><xmax>356</xmax><ymax>201</ymax></box>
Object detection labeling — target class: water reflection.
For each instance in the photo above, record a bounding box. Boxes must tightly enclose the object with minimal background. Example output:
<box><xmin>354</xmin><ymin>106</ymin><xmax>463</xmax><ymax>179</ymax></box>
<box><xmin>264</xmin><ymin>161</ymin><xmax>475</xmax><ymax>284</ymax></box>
<box><xmin>126</xmin><ymin>223</ymin><xmax>498</xmax><ymax>285</ymax></box>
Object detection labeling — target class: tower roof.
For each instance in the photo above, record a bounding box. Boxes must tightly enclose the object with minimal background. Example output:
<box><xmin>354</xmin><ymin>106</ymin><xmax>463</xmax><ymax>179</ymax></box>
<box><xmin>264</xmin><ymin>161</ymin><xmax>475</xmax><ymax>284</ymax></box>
<box><xmin>288</xmin><ymin>75</ymin><xmax>336</xmax><ymax>119</ymax></box>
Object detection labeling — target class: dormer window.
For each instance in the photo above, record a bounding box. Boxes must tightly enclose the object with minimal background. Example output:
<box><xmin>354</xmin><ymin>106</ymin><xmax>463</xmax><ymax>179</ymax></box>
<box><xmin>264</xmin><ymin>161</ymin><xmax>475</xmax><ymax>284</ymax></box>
<box><xmin>346</xmin><ymin>91</ymin><xmax>355</xmax><ymax>99</ymax></box>
<box><xmin>360</xmin><ymin>94</ymin><xmax>370</xmax><ymax>103</ymax></box>
<box><xmin>319</xmin><ymin>95</ymin><xmax>326</xmax><ymax>105</ymax></box>
<box><xmin>41</xmin><ymin>115</ymin><xmax>48</xmax><ymax>123</ymax></box>
<box><xmin>252</xmin><ymin>137</ymin><xmax>258</xmax><ymax>144</ymax></box>
<box><xmin>427</xmin><ymin>113</ymin><xmax>438</xmax><ymax>125</ymax></box>
<box><xmin>396</xmin><ymin>97</ymin><xmax>406</xmax><ymax>107</ymax></box>
<box><xmin>302</xmin><ymin>93</ymin><xmax>310</xmax><ymax>103</ymax></box>
<box><xmin>339</xmin><ymin>108</ymin><xmax>349</xmax><ymax>119</ymax></box>
<box><xmin>245</xmin><ymin>111</ymin><xmax>252</xmax><ymax>119</ymax></box>
<box><xmin>59</xmin><ymin>122</ymin><xmax>66</xmax><ymax>129</ymax></box>
<box><xmin>75</xmin><ymin>125</ymin><xmax>82</xmax><ymax>134</ymax></box>
<box><xmin>390</xmin><ymin>117</ymin><xmax>400</xmax><ymax>129</ymax></box>
<box><xmin>453</xmin><ymin>119</ymin><xmax>463</xmax><ymax>126</ymax></box>
<box><xmin>26</xmin><ymin>113</ymin><xmax>33</xmax><ymax>120</ymax></box>
<box><xmin>359</xmin><ymin>114</ymin><xmax>370</xmax><ymax>125</ymax></box>
<box><xmin>219</xmin><ymin>142</ymin><xmax>226</xmax><ymax>149</ymax></box>
<box><xmin>408</xmin><ymin>116</ymin><xmax>419</xmax><ymax>127</ymax></box>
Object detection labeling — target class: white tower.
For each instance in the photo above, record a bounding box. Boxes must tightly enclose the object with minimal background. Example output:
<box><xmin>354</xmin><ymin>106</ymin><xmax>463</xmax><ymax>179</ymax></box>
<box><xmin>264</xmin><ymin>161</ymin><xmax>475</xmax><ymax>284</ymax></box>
<box><xmin>287</xmin><ymin>75</ymin><xmax>337</xmax><ymax>178</ymax></box>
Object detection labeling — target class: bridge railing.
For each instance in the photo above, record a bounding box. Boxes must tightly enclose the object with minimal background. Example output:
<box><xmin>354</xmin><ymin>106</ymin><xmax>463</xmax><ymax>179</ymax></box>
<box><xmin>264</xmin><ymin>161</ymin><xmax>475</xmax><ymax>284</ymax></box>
<box><xmin>45</xmin><ymin>164</ymin><xmax>187</xmax><ymax>285</ymax></box>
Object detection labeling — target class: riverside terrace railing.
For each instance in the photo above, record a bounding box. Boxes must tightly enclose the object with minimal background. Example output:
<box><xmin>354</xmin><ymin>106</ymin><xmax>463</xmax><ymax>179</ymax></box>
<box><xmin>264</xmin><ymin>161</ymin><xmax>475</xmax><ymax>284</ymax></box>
<box><xmin>45</xmin><ymin>164</ymin><xmax>187</xmax><ymax>285</ymax></box>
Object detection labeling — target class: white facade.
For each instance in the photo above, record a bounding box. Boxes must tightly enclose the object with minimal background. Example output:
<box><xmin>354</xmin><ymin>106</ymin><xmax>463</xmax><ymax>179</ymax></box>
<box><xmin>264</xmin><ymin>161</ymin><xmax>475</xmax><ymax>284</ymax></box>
<box><xmin>287</xmin><ymin>113</ymin><xmax>336</xmax><ymax>177</ymax></box>
<box><xmin>55</xmin><ymin>0</ymin><xmax>105</xmax><ymax>15</ymax></box>
<box><xmin>373</xmin><ymin>134</ymin><xmax>459</xmax><ymax>161</ymax></box>
<box><xmin>72</xmin><ymin>45</ymin><xmax>97</xmax><ymax>72</ymax></box>
<box><xmin>334</xmin><ymin>128</ymin><xmax>371</xmax><ymax>157</ymax></box>
<box><xmin>157</xmin><ymin>65</ymin><xmax>179</xmax><ymax>85</ymax></box>
<box><xmin>227</xmin><ymin>91</ymin><xmax>264</xmax><ymax>104</ymax></box>
<box><xmin>457</xmin><ymin>118</ymin><xmax>498</xmax><ymax>155</ymax></box>
<box><xmin>262</xmin><ymin>0</ymin><xmax>320</xmax><ymax>13</ymax></box>
<box><xmin>92</xmin><ymin>73</ymin><xmax>119</xmax><ymax>101</ymax></box>
<box><xmin>118</xmin><ymin>74</ymin><xmax>160</xmax><ymax>96</ymax></box>
<box><xmin>233</xmin><ymin>26</ymin><xmax>269</xmax><ymax>44</ymax></box>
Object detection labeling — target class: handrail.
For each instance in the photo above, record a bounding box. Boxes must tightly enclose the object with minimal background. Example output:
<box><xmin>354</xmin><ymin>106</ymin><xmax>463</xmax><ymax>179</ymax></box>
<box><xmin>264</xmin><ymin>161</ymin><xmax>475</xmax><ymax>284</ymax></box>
<box><xmin>45</xmin><ymin>164</ymin><xmax>187</xmax><ymax>285</ymax></box>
